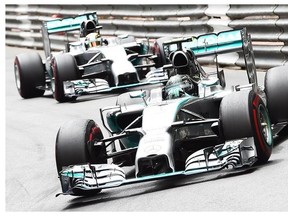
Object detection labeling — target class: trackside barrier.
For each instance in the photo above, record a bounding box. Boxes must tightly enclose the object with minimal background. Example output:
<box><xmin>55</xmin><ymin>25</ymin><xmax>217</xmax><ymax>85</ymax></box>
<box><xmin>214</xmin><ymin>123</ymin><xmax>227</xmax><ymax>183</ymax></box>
<box><xmin>5</xmin><ymin>4</ymin><xmax>288</xmax><ymax>69</ymax></box>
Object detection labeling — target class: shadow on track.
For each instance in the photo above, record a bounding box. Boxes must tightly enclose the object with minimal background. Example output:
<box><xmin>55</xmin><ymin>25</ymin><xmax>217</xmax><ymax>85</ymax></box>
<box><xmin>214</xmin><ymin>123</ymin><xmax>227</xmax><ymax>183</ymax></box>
<box><xmin>62</xmin><ymin>165</ymin><xmax>260</xmax><ymax>210</ymax></box>
<box><xmin>60</xmin><ymin>133</ymin><xmax>288</xmax><ymax>211</ymax></box>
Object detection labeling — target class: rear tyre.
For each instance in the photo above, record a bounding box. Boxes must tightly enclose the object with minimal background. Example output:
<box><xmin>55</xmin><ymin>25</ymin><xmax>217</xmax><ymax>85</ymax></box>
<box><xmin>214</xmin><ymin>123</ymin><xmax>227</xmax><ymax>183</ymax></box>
<box><xmin>55</xmin><ymin>119</ymin><xmax>106</xmax><ymax>195</ymax></box>
<box><xmin>153</xmin><ymin>37</ymin><xmax>172</xmax><ymax>68</ymax></box>
<box><xmin>264</xmin><ymin>65</ymin><xmax>288</xmax><ymax>124</ymax></box>
<box><xmin>14</xmin><ymin>52</ymin><xmax>45</xmax><ymax>98</ymax></box>
<box><xmin>52</xmin><ymin>53</ymin><xmax>79</xmax><ymax>102</ymax></box>
<box><xmin>220</xmin><ymin>90</ymin><xmax>273</xmax><ymax>164</ymax></box>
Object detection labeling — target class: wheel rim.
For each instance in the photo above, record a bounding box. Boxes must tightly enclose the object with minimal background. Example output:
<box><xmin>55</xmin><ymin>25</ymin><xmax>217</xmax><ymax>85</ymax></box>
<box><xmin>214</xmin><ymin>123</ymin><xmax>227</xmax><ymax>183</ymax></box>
<box><xmin>14</xmin><ymin>64</ymin><xmax>21</xmax><ymax>90</ymax></box>
<box><xmin>258</xmin><ymin>104</ymin><xmax>273</xmax><ymax>146</ymax></box>
<box><xmin>51</xmin><ymin>59</ymin><xmax>57</xmax><ymax>97</ymax></box>
<box><xmin>51</xmin><ymin>77</ymin><xmax>55</xmax><ymax>94</ymax></box>
<box><xmin>89</xmin><ymin>126</ymin><xmax>100</xmax><ymax>142</ymax></box>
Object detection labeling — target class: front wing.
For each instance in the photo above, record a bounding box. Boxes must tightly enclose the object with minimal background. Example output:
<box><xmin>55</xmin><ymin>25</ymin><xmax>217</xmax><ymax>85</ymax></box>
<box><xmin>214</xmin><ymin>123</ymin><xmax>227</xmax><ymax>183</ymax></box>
<box><xmin>57</xmin><ymin>138</ymin><xmax>257</xmax><ymax>196</ymax></box>
<box><xmin>63</xmin><ymin>68</ymin><xmax>168</xmax><ymax>97</ymax></box>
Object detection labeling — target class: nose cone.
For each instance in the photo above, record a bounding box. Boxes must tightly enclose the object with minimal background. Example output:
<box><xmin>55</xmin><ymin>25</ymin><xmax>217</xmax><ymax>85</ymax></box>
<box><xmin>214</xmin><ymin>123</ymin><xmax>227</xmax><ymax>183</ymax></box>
<box><xmin>135</xmin><ymin>131</ymin><xmax>175</xmax><ymax>177</ymax></box>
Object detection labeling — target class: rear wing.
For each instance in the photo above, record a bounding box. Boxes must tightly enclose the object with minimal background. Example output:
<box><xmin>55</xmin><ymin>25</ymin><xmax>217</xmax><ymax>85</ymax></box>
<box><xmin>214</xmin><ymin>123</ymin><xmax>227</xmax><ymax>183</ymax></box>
<box><xmin>163</xmin><ymin>28</ymin><xmax>246</xmax><ymax>57</ymax></box>
<box><xmin>44</xmin><ymin>12</ymin><xmax>98</xmax><ymax>34</ymax></box>
<box><xmin>163</xmin><ymin>28</ymin><xmax>257</xmax><ymax>85</ymax></box>
<box><xmin>41</xmin><ymin>12</ymin><xmax>98</xmax><ymax>58</ymax></box>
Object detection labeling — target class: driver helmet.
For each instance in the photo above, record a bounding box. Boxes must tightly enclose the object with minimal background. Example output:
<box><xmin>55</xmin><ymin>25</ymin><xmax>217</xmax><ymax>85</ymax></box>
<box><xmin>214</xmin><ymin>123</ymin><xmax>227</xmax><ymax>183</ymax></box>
<box><xmin>164</xmin><ymin>74</ymin><xmax>196</xmax><ymax>99</ymax></box>
<box><xmin>85</xmin><ymin>32</ymin><xmax>102</xmax><ymax>48</ymax></box>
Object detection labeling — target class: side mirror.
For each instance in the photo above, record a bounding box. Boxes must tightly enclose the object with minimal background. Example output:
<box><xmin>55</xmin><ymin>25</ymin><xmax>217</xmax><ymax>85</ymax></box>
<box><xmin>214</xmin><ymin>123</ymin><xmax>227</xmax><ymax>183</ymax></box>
<box><xmin>129</xmin><ymin>90</ymin><xmax>146</xmax><ymax>99</ymax></box>
<box><xmin>127</xmin><ymin>53</ymin><xmax>138</xmax><ymax>61</ymax></box>
<box><xmin>129</xmin><ymin>90</ymin><xmax>147</xmax><ymax>106</ymax></box>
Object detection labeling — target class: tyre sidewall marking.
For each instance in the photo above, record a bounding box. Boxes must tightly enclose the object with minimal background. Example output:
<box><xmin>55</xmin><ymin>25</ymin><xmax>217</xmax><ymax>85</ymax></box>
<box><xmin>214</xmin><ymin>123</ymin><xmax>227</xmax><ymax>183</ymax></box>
<box><xmin>14</xmin><ymin>58</ymin><xmax>23</xmax><ymax>94</ymax></box>
<box><xmin>251</xmin><ymin>94</ymin><xmax>272</xmax><ymax>157</ymax></box>
<box><xmin>52</xmin><ymin>58</ymin><xmax>61</xmax><ymax>101</ymax></box>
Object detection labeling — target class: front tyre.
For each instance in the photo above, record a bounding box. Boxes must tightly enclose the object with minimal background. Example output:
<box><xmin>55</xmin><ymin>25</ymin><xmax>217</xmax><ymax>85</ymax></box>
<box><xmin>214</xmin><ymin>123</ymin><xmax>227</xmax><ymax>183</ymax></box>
<box><xmin>220</xmin><ymin>90</ymin><xmax>273</xmax><ymax>164</ymax></box>
<box><xmin>55</xmin><ymin>119</ymin><xmax>106</xmax><ymax>195</ymax></box>
<box><xmin>14</xmin><ymin>52</ymin><xmax>45</xmax><ymax>98</ymax></box>
<box><xmin>52</xmin><ymin>53</ymin><xmax>79</xmax><ymax>102</ymax></box>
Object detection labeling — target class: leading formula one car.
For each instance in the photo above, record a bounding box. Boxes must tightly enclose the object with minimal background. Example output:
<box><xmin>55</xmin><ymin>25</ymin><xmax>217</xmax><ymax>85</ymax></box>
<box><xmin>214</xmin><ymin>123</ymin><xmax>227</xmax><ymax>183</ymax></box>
<box><xmin>55</xmin><ymin>28</ymin><xmax>288</xmax><ymax>196</ymax></box>
<box><xmin>14</xmin><ymin>12</ymin><xmax>166</xmax><ymax>102</ymax></box>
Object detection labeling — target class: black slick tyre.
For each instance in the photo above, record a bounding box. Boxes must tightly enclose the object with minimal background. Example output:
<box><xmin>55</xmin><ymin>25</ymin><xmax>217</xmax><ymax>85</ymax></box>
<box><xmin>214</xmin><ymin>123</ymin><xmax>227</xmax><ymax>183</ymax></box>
<box><xmin>55</xmin><ymin>119</ymin><xmax>106</xmax><ymax>195</ymax></box>
<box><xmin>264</xmin><ymin>65</ymin><xmax>288</xmax><ymax>124</ymax></box>
<box><xmin>220</xmin><ymin>90</ymin><xmax>273</xmax><ymax>164</ymax></box>
<box><xmin>14</xmin><ymin>52</ymin><xmax>45</xmax><ymax>98</ymax></box>
<box><xmin>52</xmin><ymin>53</ymin><xmax>79</xmax><ymax>102</ymax></box>
<box><xmin>153</xmin><ymin>37</ymin><xmax>172</xmax><ymax>68</ymax></box>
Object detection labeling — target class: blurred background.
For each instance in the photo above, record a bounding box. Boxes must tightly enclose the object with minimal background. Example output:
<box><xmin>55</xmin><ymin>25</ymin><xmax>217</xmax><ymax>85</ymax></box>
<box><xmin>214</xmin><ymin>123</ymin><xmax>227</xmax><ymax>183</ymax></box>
<box><xmin>5</xmin><ymin>4</ymin><xmax>288</xmax><ymax>69</ymax></box>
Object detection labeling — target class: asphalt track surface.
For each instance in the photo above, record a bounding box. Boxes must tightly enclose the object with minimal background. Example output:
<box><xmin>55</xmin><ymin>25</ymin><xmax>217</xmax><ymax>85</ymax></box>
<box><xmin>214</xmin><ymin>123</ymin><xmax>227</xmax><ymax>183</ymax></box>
<box><xmin>5</xmin><ymin>46</ymin><xmax>288</xmax><ymax>212</ymax></box>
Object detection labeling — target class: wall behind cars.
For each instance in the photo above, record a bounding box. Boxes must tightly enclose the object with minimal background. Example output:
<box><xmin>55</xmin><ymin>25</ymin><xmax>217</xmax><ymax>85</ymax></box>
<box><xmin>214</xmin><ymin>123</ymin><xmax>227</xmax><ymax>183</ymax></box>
<box><xmin>5</xmin><ymin>4</ymin><xmax>288</xmax><ymax>69</ymax></box>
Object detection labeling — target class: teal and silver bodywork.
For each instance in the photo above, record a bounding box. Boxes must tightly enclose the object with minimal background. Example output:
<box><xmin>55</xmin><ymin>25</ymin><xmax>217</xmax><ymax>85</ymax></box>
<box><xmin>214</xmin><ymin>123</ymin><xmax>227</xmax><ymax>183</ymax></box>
<box><xmin>41</xmin><ymin>12</ymin><xmax>166</xmax><ymax>97</ymax></box>
<box><xmin>15</xmin><ymin>12</ymin><xmax>166</xmax><ymax>102</ymax></box>
<box><xmin>57</xmin><ymin>28</ymin><xmax>283</xmax><ymax>196</ymax></box>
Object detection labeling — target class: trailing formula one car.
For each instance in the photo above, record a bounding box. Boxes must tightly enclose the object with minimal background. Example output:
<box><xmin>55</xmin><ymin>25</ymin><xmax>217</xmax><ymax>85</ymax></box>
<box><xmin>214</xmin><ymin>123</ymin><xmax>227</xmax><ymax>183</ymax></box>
<box><xmin>14</xmin><ymin>12</ymin><xmax>165</xmax><ymax>102</ymax></box>
<box><xmin>55</xmin><ymin>28</ymin><xmax>288</xmax><ymax>196</ymax></box>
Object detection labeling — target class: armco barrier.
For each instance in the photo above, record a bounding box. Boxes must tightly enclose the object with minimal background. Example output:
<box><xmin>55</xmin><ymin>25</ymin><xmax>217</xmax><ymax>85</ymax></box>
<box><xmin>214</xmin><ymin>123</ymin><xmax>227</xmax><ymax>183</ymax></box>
<box><xmin>5</xmin><ymin>4</ymin><xmax>288</xmax><ymax>69</ymax></box>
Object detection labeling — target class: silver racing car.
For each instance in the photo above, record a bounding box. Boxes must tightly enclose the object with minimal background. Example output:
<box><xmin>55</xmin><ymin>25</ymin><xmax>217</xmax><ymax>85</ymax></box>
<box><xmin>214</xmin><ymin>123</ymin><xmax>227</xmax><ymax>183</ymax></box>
<box><xmin>14</xmin><ymin>12</ymin><xmax>166</xmax><ymax>102</ymax></box>
<box><xmin>55</xmin><ymin>28</ymin><xmax>288</xmax><ymax>196</ymax></box>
